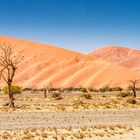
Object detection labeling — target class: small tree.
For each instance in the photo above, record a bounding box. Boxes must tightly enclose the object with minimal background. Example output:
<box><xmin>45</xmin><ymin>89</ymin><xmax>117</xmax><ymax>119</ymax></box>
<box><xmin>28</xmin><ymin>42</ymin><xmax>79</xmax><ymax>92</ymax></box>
<box><xmin>43</xmin><ymin>88</ymin><xmax>47</xmax><ymax>98</ymax></box>
<box><xmin>128</xmin><ymin>80</ymin><xmax>140</xmax><ymax>98</ymax></box>
<box><xmin>0</xmin><ymin>42</ymin><xmax>23</xmax><ymax>108</ymax></box>
<box><xmin>2</xmin><ymin>85</ymin><xmax>22</xmax><ymax>95</ymax></box>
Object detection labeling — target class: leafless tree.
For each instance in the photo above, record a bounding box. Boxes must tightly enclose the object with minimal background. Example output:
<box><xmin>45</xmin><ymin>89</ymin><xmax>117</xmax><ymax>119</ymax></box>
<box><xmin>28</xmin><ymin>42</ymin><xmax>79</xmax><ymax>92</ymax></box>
<box><xmin>43</xmin><ymin>88</ymin><xmax>47</xmax><ymax>98</ymax></box>
<box><xmin>43</xmin><ymin>84</ymin><xmax>53</xmax><ymax>98</ymax></box>
<box><xmin>128</xmin><ymin>79</ymin><xmax>140</xmax><ymax>98</ymax></box>
<box><xmin>0</xmin><ymin>42</ymin><xmax>23</xmax><ymax>108</ymax></box>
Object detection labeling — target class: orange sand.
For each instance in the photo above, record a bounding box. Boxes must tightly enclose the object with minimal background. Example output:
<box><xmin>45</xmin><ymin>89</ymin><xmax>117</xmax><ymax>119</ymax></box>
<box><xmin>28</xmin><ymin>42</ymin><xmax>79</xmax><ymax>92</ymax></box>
<box><xmin>0</xmin><ymin>36</ymin><xmax>140</xmax><ymax>88</ymax></box>
<box><xmin>88</xmin><ymin>46</ymin><xmax>140</xmax><ymax>71</ymax></box>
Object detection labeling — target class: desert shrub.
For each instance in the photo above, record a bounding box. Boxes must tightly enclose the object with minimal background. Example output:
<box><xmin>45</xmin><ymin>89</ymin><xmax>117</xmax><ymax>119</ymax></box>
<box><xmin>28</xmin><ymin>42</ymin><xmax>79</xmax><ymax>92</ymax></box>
<box><xmin>127</xmin><ymin>98</ymin><xmax>137</xmax><ymax>104</ymax></box>
<box><xmin>73</xmin><ymin>100</ymin><xmax>84</xmax><ymax>106</ymax></box>
<box><xmin>117</xmin><ymin>92</ymin><xmax>132</xmax><ymax>98</ymax></box>
<box><xmin>99</xmin><ymin>88</ymin><xmax>105</xmax><ymax>92</ymax></box>
<box><xmin>127</xmin><ymin>86</ymin><xmax>140</xmax><ymax>91</ymax></box>
<box><xmin>49</xmin><ymin>88</ymin><xmax>56</xmax><ymax>92</ymax></box>
<box><xmin>63</xmin><ymin>87</ymin><xmax>75</xmax><ymax>92</ymax></box>
<box><xmin>102</xmin><ymin>95</ymin><xmax>107</xmax><ymax>98</ymax></box>
<box><xmin>22</xmin><ymin>88</ymin><xmax>32</xmax><ymax>92</ymax></box>
<box><xmin>63</xmin><ymin>87</ymin><xmax>89</xmax><ymax>92</ymax></box>
<box><xmin>2</xmin><ymin>85</ymin><xmax>22</xmax><ymax>94</ymax></box>
<box><xmin>127</xmin><ymin>86</ymin><xmax>133</xmax><ymax>91</ymax></box>
<box><xmin>74</xmin><ymin>88</ymin><xmax>81</xmax><ymax>92</ymax></box>
<box><xmin>79</xmin><ymin>87</ymin><xmax>88</xmax><ymax>93</ymax></box>
<box><xmin>99</xmin><ymin>86</ymin><xmax>112</xmax><ymax>92</ymax></box>
<box><xmin>56</xmin><ymin>88</ymin><xmax>62</xmax><ymax>92</ymax></box>
<box><xmin>51</xmin><ymin>91</ymin><xmax>61</xmax><ymax>99</ymax></box>
<box><xmin>136</xmin><ymin>87</ymin><xmax>140</xmax><ymax>91</ymax></box>
<box><xmin>73</xmin><ymin>88</ymin><xmax>81</xmax><ymax>92</ymax></box>
<box><xmin>112</xmin><ymin>87</ymin><xmax>123</xmax><ymax>91</ymax></box>
<box><xmin>32</xmin><ymin>88</ymin><xmax>44</xmax><ymax>93</ymax></box>
<box><xmin>88</xmin><ymin>88</ymin><xmax>99</xmax><ymax>92</ymax></box>
<box><xmin>81</xmin><ymin>93</ymin><xmax>92</xmax><ymax>99</ymax></box>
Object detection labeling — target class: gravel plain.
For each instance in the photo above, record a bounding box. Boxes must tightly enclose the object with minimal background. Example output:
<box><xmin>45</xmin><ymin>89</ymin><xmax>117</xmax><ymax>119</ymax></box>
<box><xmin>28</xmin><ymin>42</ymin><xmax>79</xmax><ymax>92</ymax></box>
<box><xmin>0</xmin><ymin>110</ymin><xmax>140</xmax><ymax>130</ymax></box>
<box><xmin>0</xmin><ymin>91</ymin><xmax>140</xmax><ymax>140</ymax></box>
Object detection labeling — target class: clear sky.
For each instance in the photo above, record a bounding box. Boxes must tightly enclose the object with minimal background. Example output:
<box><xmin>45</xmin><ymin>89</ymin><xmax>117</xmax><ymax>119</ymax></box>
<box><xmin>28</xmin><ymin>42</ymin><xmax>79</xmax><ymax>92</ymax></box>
<box><xmin>0</xmin><ymin>0</ymin><xmax>140</xmax><ymax>53</ymax></box>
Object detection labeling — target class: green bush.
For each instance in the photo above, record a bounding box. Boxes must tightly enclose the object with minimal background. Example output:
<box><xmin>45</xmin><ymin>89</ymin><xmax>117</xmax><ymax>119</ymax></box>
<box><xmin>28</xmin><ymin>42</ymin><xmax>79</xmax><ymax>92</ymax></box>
<box><xmin>51</xmin><ymin>92</ymin><xmax>61</xmax><ymax>99</ymax></box>
<box><xmin>99</xmin><ymin>88</ymin><xmax>106</xmax><ymax>92</ymax></box>
<box><xmin>22</xmin><ymin>88</ymin><xmax>32</xmax><ymax>91</ymax></box>
<box><xmin>127</xmin><ymin>98</ymin><xmax>137</xmax><ymax>104</ymax></box>
<box><xmin>99</xmin><ymin>86</ymin><xmax>124</xmax><ymax>92</ymax></box>
<box><xmin>63</xmin><ymin>87</ymin><xmax>75</xmax><ymax>92</ymax></box>
<box><xmin>112</xmin><ymin>87</ymin><xmax>123</xmax><ymax>91</ymax></box>
<box><xmin>117</xmin><ymin>92</ymin><xmax>132</xmax><ymax>98</ymax></box>
<box><xmin>88</xmin><ymin>88</ymin><xmax>99</xmax><ymax>92</ymax></box>
<box><xmin>2</xmin><ymin>85</ymin><xmax>22</xmax><ymax>94</ymax></box>
<box><xmin>99</xmin><ymin>86</ymin><xmax>112</xmax><ymax>92</ymax></box>
<box><xmin>81</xmin><ymin>93</ymin><xmax>92</xmax><ymax>99</ymax></box>
<box><xmin>80</xmin><ymin>88</ymin><xmax>88</xmax><ymax>93</ymax></box>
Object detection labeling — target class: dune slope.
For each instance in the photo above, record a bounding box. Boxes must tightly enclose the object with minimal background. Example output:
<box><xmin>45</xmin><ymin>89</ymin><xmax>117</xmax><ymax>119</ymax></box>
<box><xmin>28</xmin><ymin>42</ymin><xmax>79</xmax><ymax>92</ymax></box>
<box><xmin>88</xmin><ymin>46</ymin><xmax>140</xmax><ymax>71</ymax></box>
<box><xmin>0</xmin><ymin>36</ymin><xmax>140</xmax><ymax>88</ymax></box>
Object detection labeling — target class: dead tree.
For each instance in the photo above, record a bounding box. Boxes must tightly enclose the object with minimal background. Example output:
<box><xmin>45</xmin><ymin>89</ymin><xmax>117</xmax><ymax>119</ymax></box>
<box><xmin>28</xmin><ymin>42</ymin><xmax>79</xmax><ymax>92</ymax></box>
<box><xmin>128</xmin><ymin>80</ymin><xmax>140</xmax><ymax>98</ymax></box>
<box><xmin>43</xmin><ymin>88</ymin><xmax>47</xmax><ymax>98</ymax></box>
<box><xmin>0</xmin><ymin>42</ymin><xmax>23</xmax><ymax>108</ymax></box>
<box><xmin>43</xmin><ymin>85</ymin><xmax>52</xmax><ymax>98</ymax></box>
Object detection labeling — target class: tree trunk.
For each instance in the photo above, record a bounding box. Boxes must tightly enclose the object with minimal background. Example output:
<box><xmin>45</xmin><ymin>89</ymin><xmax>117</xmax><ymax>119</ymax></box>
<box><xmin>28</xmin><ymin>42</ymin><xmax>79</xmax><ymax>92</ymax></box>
<box><xmin>8</xmin><ymin>83</ymin><xmax>14</xmax><ymax>108</ymax></box>
<box><xmin>9</xmin><ymin>95</ymin><xmax>14</xmax><ymax>108</ymax></box>
<box><xmin>44</xmin><ymin>89</ymin><xmax>47</xmax><ymax>98</ymax></box>
<box><xmin>133</xmin><ymin>89</ymin><xmax>136</xmax><ymax>98</ymax></box>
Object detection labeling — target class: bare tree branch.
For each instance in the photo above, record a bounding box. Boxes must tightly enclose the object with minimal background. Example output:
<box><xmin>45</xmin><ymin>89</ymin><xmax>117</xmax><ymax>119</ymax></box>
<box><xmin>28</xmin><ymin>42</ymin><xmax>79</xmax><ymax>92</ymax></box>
<box><xmin>0</xmin><ymin>42</ymin><xmax>24</xmax><ymax>108</ymax></box>
<box><xmin>128</xmin><ymin>79</ymin><xmax>140</xmax><ymax>98</ymax></box>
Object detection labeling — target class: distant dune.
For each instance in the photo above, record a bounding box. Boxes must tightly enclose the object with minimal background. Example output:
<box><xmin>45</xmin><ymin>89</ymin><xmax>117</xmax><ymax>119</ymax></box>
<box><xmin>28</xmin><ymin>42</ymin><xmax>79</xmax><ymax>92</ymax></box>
<box><xmin>0</xmin><ymin>36</ymin><xmax>140</xmax><ymax>88</ymax></box>
<box><xmin>88</xmin><ymin>46</ymin><xmax>140</xmax><ymax>71</ymax></box>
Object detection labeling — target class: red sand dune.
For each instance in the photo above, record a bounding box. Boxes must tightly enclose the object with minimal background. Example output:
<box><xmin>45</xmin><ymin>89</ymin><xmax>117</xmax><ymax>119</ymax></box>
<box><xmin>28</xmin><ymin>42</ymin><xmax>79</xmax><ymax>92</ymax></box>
<box><xmin>0</xmin><ymin>36</ymin><xmax>140</xmax><ymax>88</ymax></box>
<box><xmin>88</xmin><ymin>46</ymin><xmax>140</xmax><ymax>71</ymax></box>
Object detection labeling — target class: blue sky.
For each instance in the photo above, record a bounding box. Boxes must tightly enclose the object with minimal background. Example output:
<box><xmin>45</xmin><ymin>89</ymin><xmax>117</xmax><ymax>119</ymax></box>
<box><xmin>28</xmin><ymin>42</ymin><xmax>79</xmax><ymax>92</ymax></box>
<box><xmin>0</xmin><ymin>0</ymin><xmax>140</xmax><ymax>53</ymax></box>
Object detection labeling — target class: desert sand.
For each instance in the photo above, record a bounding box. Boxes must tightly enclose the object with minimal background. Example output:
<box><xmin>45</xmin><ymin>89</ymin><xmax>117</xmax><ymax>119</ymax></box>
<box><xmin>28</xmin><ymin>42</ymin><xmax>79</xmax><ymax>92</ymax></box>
<box><xmin>0</xmin><ymin>36</ymin><xmax>140</xmax><ymax>89</ymax></box>
<box><xmin>0</xmin><ymin>90</ymin><xmax>140</xmax><ymax>139</ymax></box>
<box><xmin>88</xmin><ymin>46</ymin><xmax>140</xmax><ymax>71</ymax></box>
<box><xmin>0</xmin><ymin>36</ymin><xmax>140</xmax><ymax>140</ymax></box>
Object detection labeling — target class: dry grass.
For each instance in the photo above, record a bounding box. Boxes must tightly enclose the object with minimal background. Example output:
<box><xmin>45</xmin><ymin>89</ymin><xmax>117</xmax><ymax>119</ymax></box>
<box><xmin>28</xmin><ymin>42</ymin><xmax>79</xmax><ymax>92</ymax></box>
<box><xmin>0</xmin><ymin>125</ymin><xmax>135</xmax><ymax>139</ymax></box>
<box><xmin>0</xmin><ymin>91</ymin><xmax>140</xmax><ymax>113</ymax></box>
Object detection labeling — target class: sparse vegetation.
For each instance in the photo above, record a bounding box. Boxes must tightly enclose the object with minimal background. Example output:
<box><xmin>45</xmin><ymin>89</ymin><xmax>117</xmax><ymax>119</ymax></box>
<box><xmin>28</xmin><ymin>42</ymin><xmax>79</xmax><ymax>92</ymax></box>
<box><xmin>42</xmin><ymin>88</ymin><xmax>47</xmax><ymax>98</ymax></box>
<box><xmin>2</xmin><ymin>85</ymin><xmax>22</xmax><ymax>95</ymax></box>
<box><xmin>0</xmin><ymin>125</ymin><xmax>134</xmax><ymax>139</ymax></box>
<box><xmin>63</xmin><ymin>87</ymin><xmax>75</xmax><ymax>92</ymax></box>
<box><xmin>99</xmin><ymin>86</ymin><xmax>112</xmax><ymax>92</ymax></box>
<box><xmin>88</xmin><ymin>88</ymin><xmax>99</xmax><ymax>92</ymax></box>
<box><xmin>112</xmin><ymin>87</ymin><xmax>123</xmax><ymax>91</ymax></box>
<box><xmin>127</xmin><ymin>98</ymin><xmax>137</xmax><ymax>104</ymax></box>
<box><xmin>79</xmin><ymin>87</ymin><xmax>88</xmax><ymax>93</ymax></box>
<box><xmin>57</xmin><ymin>104</ymin><xmax>66</xmax><ymax>111</ymax></box>
<box><xmin>81</xmin><ymin>93</ymin><xmax>92</xmax><ymax>99</ymax></box>
<box><xmin>0</xmin><ymin>43</ymin><xmax>23</xmax><ymax>108</ymax></box>
<box><xmin>51</xmin><ymin>91</ymin><xmax>62</xmax><ymax>99</ymax></box>
<box><xmin>99</xmin><ymin>86</ymin><xmax>123</xmax><ymax>92</ymax></box>
<box><xmin>0</xmin><ymin>83</ymin><xmax>139</xmax><ymax>140</ymax></box>
<box><xmin>128</xmin><ymin>80</ymin><xmax>140</xmax><ymax>98</ymax></box>
<box><xmin>117</xmin><ymin>91</ymin><xmax>132</xmax><ymax>98</ymax></box>
<box><xmin>37</xmin><ymin>86</ymin><xmax>125</xmax><ymax>94</ymax></box>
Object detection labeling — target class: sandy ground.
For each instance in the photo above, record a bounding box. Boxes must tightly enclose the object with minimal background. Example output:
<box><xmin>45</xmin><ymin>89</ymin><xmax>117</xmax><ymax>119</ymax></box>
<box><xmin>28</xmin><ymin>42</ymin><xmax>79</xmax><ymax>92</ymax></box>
<box><xmin>0</xmin><ymin>91</ymin><xmax>140</xmax><ymax>139</ymax></box>
<box><xmin>0</xmin><ymin>91</ymin><xmax>140</xmax><ymax>112</ymax></box>
<box><xmin>0</xmin><ymin>126</ymin><xmax>139</xmax><ymax>140</ymax></box>
<box><xmin>0</xmin><ymin>110</ymin><xmax>140</xmax><ymax>130</ymax></box>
